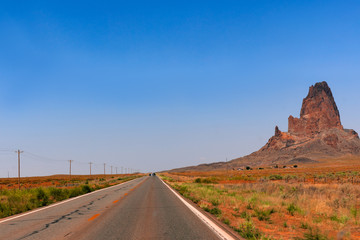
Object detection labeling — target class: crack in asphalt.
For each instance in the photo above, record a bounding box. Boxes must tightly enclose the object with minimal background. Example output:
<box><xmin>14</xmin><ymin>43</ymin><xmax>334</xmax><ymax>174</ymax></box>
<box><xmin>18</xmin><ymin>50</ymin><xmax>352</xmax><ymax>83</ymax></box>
<box><xmin>18</xmin><ymin>194</ymin><xmax>109</xmax><ymax>240</ymax></box>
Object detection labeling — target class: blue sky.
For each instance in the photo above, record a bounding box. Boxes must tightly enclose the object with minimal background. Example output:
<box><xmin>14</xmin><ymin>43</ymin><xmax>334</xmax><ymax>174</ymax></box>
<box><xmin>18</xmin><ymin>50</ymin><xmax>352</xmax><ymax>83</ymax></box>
<box><xmin>0</xmin><ymin>1</ymin><xmax>359</xmax><ymax>176</ymax></box>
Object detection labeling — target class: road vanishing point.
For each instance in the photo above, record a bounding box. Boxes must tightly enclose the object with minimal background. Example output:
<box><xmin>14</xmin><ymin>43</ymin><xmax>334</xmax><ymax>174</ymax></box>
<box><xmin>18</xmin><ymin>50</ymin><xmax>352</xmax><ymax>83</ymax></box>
<box><xmin>0</xmin><ymin>176</ymin><xmax>240</xmax><ymax>240</ymax></box>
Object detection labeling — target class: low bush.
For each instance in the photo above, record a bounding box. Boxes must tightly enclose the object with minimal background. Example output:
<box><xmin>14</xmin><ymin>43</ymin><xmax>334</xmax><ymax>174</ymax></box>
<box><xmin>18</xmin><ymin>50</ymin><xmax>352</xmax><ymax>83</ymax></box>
<box><xmin>287</xmin><ymin>203</ymin><xmax>300</xmax><ymax>216</ymax></box>
<box><xmin>36</xmin><ymin>188</ymin><xmax>49</xmax><ymax>206</ymax></box>
<box><xmin>235</xmin><ymin>220</ymin><xmax>262</xmax><ymax>239</ymax></box>
<box><xmin>193</xmin><ymin>177</ymin><xmax>218</xmax><ymax>184</ymax></box>
<box><xmin>269</xmin><ymin>174</ymin><xmax>283</xmax><ymax>180</ymax></box>
<box><xmin>210</xmin><ymin>207</ymin><xmax>222</xmax><ymax>216</ymax></box>
<box><xmin>254</xmin><ymin>208</ymin><xmax>275</xmax><ymax>221</ymax></box>
<box><xmin>295</xmin><ymin>227</ymin><xmax>328</xmax><ymax>240</ymax></box>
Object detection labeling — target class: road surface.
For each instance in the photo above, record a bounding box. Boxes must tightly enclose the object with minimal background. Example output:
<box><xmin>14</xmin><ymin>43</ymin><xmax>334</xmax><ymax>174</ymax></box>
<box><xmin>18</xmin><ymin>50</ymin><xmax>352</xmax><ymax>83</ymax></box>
<box><xmin>0</xmin><ymin>176</ymin><xmax>237</xmax><ymax>240</ymax></box>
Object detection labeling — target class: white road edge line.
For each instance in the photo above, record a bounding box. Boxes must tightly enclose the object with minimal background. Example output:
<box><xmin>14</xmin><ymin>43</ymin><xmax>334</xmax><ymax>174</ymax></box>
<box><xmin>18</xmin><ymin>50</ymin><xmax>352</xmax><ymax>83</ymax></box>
<box><xmin>0</xmin><ymin>177</ymin><xmax>142</xmax><ymax>224</ymax></box>
<box><xmin>159</xmin><ymin>178</ymin><xmax>236</xmax><ymax>240</ymax></box>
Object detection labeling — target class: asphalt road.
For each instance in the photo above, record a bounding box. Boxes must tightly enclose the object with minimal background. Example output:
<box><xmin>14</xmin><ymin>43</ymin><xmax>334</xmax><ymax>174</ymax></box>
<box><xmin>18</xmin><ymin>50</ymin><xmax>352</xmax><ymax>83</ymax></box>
<box><xmin>0</xmin><ymin>176</ymin><xmax>234</xmax><ymax>240</ymax></box>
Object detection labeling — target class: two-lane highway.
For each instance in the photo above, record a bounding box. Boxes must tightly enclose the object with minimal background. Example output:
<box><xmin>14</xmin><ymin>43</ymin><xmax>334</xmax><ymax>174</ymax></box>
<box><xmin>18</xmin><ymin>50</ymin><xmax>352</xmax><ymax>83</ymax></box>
<box><xmin>0</xmin><ymin>176</ymin><xmax>238</xmax><ymax>240</ymax></box>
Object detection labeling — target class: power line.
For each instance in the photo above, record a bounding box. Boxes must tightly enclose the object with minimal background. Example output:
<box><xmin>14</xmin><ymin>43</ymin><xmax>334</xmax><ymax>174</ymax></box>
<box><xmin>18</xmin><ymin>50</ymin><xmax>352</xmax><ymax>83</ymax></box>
<box><xmin>23</xmin><ymin>152</ymin><xmax>66</xmax><ymax>162</ymax></box>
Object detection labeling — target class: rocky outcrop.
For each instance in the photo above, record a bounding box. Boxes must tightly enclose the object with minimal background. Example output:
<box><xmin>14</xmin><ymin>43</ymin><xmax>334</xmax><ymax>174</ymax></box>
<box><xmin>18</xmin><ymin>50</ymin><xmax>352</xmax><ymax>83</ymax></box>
<box><xmin>258</xmin><ymin>82</ymin><xmax>358</xmax><ymax>152</ymax></box>
<box><xmin>288</xmin><ymin>82</ymin><xmax>342</xmax><ymax>137</ymax></box>
<box><xmin>170</xmin><ymin>81</ymin><xmax>360</xmax><ymax>172</ymax></box>
<box><xmin>230</xmin><ymin>81</ymin><xmax>360</xmax><ymax>167</ymax></box>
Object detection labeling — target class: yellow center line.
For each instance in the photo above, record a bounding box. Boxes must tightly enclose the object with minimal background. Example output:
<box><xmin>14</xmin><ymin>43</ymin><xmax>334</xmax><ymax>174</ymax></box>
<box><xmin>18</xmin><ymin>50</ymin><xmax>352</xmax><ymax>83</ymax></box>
<box><xmin>88</xmin><ymin>213</ymin><xmax>100</xmax><ymax>221</ymax></box>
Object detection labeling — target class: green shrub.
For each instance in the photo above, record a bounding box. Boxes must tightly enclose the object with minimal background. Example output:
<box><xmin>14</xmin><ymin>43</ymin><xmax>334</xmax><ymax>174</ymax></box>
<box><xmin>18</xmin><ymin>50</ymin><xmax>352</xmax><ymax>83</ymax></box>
<box><xmin>193</xmin><ymin>177</ymin><xmax>219</xmax><ymax>184</ymax></box>
<box><xmin>81</xmin><ymin>185</ymin><xmax>92</xmax><ymax>193</ymax></box>
<box><xmin>330</xmin><ymin>215</ymin><xmax>349</xmax><ymax>224</ymax></box>
<box><xmin>36</xmin><ymin>188</ymin><xmax>49</xmax><ymax>206</ymax></box>
<box><xmin>194</xmin><ymin>178</ymin><xmax>202</xmax><ymax>183</ymax></box>
<box><xmin>300</xmin><ymin>222</ymin><xmax>309</xmax><ymax>229</ymax></box>
<box><xmin>210</xmin><ymin>199</ymin><xmax>220</xmax><ymax>206</ymax></box>
<box><xmin>222</xmin><ymin>218</ymin><xmax>230</xmax><ymax>225</ymax></box>
<box><xmin>287</xmin><ymin>203</ymin><xmax>300</xmax><ymax>216</ymax></box>
<box><xmin>202</xmin><ymin>206</ymin><xmax>210</xmax><ymax>212</ymax></box>
<box><xmin>69</xmin><ymin>187</ymin><xmax>83</xmax><ymax>198</ymax></box>
<box><xmin>269</xmin><ymin>174</ymin><xmax>283</xmax><ymax>180</ymax></box>
<box><xmin>49</xmin><ymin>187</ymin><xmax>67</xmax><ymax>201</ymax></box>
<box><xmin>254</xmin><ymin>208</ymin><xmax>275</xmax><ymax>221</ymax></box>
<box><xmin>351</xmin><ymin>206</ymin><xmax>359</xmax><ymax>224</ymax></box>
<box><xmin>295</xmin><ymin>227</ymin><xmax>328</xmax><ymax>240</ymax></box>
<box><xmin>235</xmin><ymin>220</ymin><xmax>262</xmax><ymax>239</ymax></box>
<box><xmin>210</xmin><ymin>207</ymin><xmax>222</xmax><ymax>216</ymax></box>
<box><xmin>240</xmin><ymin>211</ymin><xmax>251</xmax><ymax>220</ymax></box>
<box><xmin>202</xmin><ymin>177</ymin><xmax>218</xmax><ymax>184</ymax></box>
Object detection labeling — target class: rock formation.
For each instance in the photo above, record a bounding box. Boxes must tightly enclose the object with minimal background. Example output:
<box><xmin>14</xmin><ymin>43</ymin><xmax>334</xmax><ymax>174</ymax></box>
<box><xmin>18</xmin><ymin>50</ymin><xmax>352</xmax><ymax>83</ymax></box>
<box><xmin>254</xmin><ymin>81</ymin><xmax>360</xmax><ymax>162</ymax></box>
<box><xmin>170</xmin><ymin>81</ymin><xmax>360</xmax><ymax>172</ymax></box>
<box><xmin>288</xmin><ymin>81</ymin><xmax>342</xmax><ymax>137</ymax></box>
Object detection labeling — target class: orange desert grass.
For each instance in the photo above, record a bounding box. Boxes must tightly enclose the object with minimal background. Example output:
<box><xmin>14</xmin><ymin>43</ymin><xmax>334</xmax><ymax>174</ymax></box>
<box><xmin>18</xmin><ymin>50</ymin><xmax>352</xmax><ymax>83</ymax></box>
<box><xmin>161</xmin><ymin>167</ymin><xmax>360</xmax><ymax>240</ymax></box>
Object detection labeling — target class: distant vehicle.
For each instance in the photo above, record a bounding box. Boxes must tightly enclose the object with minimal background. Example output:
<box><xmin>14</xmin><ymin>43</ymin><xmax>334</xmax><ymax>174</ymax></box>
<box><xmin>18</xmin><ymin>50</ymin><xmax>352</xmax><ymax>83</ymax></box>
<box><xmin>149</xmin><ymin>173</ymin><xmax>151</xmax><ymax>176</ymax></box>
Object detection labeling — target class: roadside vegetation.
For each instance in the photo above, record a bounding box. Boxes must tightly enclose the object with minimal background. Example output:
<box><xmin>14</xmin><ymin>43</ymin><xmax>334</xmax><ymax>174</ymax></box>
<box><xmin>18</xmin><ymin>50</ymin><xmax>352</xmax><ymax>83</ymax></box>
<box><xmin>0</xmin><ymin>174</ymin><xmax>142</xmax><ymax>218</ymax></box>
<box><xmin>160</xmin><ymin>164</ymin><xmax>360</xmax><ymax>240</ymax></box>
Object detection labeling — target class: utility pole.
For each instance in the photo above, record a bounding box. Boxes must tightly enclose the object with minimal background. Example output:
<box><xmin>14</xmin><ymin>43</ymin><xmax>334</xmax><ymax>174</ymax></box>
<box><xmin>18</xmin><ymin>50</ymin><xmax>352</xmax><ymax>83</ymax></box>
<box><xmin>89</xmin><ymin>162</ymin><xmax>93</xmax><ymax>177</ymax></box>
<box><xmin>103</xmin><ymin>163</ymin><xmax>106</xmax><ymax>177</ymax></box>
<box><xmin>226</xmin><ymin>157</ymin><xmax>229</xmax><ymax>176</ymax></box>
<box><xmin>68</xmin><ymin>160</ymin><xmax>74</xmax><ymax>180</ymax></box>
<box><xmin>15</xmin><ymin>149</ymin><xmax>23</xmax><ymax>189</ymax></box>
<box><xmin>111</xmin><ymin>166</ymin><xmax>113</xmax><ymax>175</ymax></box>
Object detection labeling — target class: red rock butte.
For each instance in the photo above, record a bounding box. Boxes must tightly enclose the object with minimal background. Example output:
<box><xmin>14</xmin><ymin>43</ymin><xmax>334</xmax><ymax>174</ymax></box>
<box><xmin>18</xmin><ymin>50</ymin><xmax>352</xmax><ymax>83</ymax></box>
<box><xmin>170</xmin><ymin>81</ymin><xmax>360</xmax><ymax>172</ymax></box>
<box><xmin>255</xmin><ymin>81</ymin><xmax>359</xmax><ymax>160</ymax></box>
<box><xmin>288</xmin><ymin>81</ymin><xmax>342</xmax><ymax>137</ymax></box>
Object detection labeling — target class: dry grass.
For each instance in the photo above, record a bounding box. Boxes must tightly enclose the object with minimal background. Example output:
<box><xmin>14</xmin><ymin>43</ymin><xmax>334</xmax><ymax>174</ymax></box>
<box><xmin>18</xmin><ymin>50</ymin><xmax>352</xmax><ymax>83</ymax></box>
<box><xmin>0</xmin><ymin>174</ymin><xmax>139</xmax><ymax>190</ymax></box>
<box><xmin>161</xmin><ymin>161</ymin><xmax>360</xmax><ymax>239</ymax></box>
<box><xmin>0</xmin><ymin>174</ymin><xmax>144</xmax><ymax>218</ymax></box>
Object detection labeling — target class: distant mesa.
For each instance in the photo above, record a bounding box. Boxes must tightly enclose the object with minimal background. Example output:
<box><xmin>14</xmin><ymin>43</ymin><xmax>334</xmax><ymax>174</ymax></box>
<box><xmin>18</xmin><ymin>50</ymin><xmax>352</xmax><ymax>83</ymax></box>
<box><xmin>171</xmin><ymin>81</ymin><xmax>360</xmax><ymax>172</ymax></box>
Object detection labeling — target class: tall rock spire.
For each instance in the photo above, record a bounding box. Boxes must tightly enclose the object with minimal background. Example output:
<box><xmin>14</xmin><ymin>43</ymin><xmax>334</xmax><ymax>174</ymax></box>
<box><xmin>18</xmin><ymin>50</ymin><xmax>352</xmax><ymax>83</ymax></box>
<box><xmin>288</xmin><ymin>81</ymin><xmax>342</xmax><ymax>136</ymax></box>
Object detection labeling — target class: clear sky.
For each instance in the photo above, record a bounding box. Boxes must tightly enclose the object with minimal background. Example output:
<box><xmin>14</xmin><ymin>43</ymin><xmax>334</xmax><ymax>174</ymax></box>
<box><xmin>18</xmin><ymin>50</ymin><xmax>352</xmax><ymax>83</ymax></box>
<box><xmin>0</xmin><ymin>1</ymin><xmax>359</xmax><ymax>176</ymax></box>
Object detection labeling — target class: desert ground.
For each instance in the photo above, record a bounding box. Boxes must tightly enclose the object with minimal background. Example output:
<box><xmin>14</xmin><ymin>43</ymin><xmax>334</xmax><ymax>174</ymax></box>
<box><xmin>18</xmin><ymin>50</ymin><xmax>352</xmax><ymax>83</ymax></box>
<box><xmin>161</xmin><ymin>157</ymin><xmax>360</xmax><ymax>240</ymax></box>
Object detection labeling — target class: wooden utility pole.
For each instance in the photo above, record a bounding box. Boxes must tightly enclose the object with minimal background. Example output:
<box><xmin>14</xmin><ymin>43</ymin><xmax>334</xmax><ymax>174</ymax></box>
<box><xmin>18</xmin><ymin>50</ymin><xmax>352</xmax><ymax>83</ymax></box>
<box><xmin>16</xmin><ymin>149</ymin><xmax>23</xmax><ymax>189</ymax></box>
<box><xmin>89</xmin><ymin>162</ymin><xmax>93</xmax><ymax>176</ymax></box>
<box><xmin>68</xmin><ymin>160</ymin><xmax>74</xmax><ymax>179</ymax></box>
<box><xmin>226</xmin><ymin>157</ymin><xmax>228</xmax><ymax>175</ymax></box>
